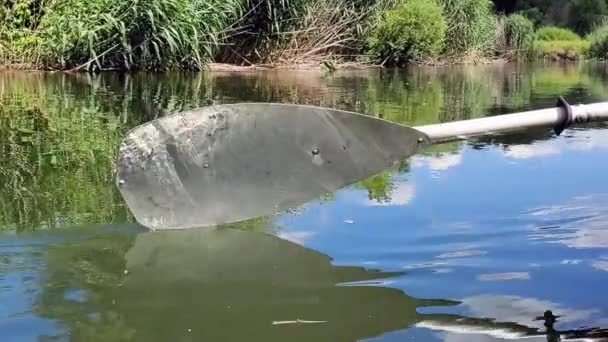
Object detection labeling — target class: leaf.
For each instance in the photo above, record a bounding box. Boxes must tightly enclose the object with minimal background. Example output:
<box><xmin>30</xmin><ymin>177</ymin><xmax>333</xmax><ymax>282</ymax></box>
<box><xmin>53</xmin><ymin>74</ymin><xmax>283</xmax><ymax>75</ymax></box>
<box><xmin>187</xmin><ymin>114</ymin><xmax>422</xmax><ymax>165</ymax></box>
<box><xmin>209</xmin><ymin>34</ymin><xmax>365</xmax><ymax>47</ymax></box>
<box><xmin>17</xmin><ymin>127</ymin><xmax>35</xmax><ymax>135</ymax></box>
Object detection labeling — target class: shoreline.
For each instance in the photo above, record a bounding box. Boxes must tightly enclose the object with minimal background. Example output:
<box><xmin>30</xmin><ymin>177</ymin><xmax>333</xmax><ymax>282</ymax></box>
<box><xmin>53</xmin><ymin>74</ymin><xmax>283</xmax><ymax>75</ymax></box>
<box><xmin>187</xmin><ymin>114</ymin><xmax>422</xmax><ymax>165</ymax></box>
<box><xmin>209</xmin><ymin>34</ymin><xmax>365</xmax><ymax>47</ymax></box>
<box><xmin>0</xmin><ymin>57</ymin><xmax>585</xmax><ymax>74</ymax></box>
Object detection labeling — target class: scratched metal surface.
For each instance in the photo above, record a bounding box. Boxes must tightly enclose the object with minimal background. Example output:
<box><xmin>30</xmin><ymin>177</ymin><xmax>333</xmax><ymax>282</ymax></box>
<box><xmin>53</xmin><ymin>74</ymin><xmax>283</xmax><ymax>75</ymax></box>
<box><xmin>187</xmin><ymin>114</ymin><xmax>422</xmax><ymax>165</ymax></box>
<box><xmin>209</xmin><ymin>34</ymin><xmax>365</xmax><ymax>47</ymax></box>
<box><xmin>116</xmin><ymin>103</ymin><xmax>427</xmax><ymax>229</ymax></box>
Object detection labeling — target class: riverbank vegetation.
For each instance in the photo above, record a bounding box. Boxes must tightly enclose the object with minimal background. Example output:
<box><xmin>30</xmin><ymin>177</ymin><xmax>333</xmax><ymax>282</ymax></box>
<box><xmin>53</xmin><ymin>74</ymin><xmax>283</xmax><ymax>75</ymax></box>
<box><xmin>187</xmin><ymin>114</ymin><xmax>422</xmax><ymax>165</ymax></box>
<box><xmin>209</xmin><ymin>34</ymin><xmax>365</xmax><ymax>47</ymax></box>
<box><xmin>526</xmin><ymin>26</ymin><xmax>589</xmax><ymax>61</ymax></box>
<box><xmin>2</xmin><ymin>0</ymin><xmax>608</xmax><ymax>70</ymax></box>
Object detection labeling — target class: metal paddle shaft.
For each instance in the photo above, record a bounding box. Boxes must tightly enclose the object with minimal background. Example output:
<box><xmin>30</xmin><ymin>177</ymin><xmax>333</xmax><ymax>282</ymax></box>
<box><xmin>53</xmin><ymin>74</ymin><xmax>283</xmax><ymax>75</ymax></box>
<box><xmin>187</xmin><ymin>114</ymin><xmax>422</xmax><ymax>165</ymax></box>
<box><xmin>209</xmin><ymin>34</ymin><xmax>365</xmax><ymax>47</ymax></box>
<box><xmin>116</xmin><ymin>98</ymin><xmax>608</xmax><ymax>230</ymax></box>
<box><xmin>417</xmin><ymin>98</ymin><xmax>608</xmax><ymax>142</ymax></box>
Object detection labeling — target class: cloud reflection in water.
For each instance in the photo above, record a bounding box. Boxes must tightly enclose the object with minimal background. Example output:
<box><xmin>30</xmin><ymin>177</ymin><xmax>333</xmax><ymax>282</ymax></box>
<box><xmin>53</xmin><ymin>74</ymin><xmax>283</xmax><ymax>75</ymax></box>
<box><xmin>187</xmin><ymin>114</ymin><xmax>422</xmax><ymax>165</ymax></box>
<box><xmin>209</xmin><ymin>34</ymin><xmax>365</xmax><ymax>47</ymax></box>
<box><xmin>526</xmin><ymin>194</ymin><xmax>608</xmax><ymax>249</ymax></box>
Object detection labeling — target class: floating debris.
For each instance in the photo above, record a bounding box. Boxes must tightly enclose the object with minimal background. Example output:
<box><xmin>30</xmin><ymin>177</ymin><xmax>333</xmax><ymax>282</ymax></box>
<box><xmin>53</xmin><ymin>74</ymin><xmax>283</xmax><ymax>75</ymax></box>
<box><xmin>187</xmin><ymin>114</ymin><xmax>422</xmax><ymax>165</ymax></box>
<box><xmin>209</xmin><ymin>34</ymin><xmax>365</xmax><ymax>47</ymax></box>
<box><xmin>272</xmin><ymin>319</ymin><xmax>327</xmax><ymax>325</ymax></box>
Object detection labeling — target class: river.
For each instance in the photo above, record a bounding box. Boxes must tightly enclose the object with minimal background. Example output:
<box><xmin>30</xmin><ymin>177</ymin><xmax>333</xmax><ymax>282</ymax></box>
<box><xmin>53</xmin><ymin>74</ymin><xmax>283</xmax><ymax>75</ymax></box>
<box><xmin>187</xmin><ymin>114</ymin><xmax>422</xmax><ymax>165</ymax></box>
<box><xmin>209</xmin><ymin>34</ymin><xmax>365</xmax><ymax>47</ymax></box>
<box><xmin>1</xmin><ymin>63</ymin><xmax>608</xmax><ymax>341</ymax></box>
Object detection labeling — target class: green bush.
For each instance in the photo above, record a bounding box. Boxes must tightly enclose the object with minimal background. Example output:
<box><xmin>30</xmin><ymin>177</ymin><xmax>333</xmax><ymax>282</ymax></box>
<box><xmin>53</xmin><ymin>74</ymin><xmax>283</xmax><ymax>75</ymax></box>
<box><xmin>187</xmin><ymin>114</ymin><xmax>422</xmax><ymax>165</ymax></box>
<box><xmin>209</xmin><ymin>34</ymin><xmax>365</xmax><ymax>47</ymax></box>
<box><xmin>0</xmin><ymin>0</ymin><xmax>46</xmax><ymax>30</ymax></box>
<box><xmin>366</xmin><ymin>0</ymin><xmax>446</xmax><ymax>65</ymax></box>
<box><xmin>536</xmin><ymin>26</ymin><xmax>582</xmax><ymax>41</ymax></box>
<box><xmin>533</xmin><ymin>25</ymin><xmax>588</xmax><ymax>61</ymax></box>
<box><xmin>587</xmin><ymin>24</ymin><xmax>608</xmax><ymax>59</ymax></box>
<box><xmin>534</xmin><ymin>39</ymin><xmax>590</xmax><ymax>60</ymax></box>
<box><xmin>0</xmin><ymin>0</ymin><xmax>45</xmax><ymax>66</ymax></box>
<box><xmin>438</xmin><ymin>0</ymin><xmax>496</xmax><ymax>55</ymax></box>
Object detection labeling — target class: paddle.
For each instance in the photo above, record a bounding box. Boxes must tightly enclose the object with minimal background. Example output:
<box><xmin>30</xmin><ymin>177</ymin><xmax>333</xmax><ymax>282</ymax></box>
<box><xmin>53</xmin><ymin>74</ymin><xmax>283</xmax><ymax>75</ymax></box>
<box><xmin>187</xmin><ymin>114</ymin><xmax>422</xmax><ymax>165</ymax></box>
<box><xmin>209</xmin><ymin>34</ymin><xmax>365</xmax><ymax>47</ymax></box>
<box><xmin>116</xmin><ymin>98</ymin><xmax>608</xmax><ymax>230</ymax></box>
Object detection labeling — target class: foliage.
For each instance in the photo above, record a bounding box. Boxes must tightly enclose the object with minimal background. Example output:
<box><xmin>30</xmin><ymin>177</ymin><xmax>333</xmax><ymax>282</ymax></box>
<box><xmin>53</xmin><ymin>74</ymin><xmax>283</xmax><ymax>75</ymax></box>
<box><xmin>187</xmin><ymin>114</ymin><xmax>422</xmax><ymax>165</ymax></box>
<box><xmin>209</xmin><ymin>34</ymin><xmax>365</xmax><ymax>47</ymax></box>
<box><xmin>4</xmin><ymin>0</ymin><xmax>608</xmax><ymax>68</ymax></box>
<box><xmin>0</xmin><ymin>29</ymin><xmax>41</xmax><ymax>66</ymax></box>
<box><xmin>532</xmin><ymin>25</ymin><xmax>588</xmax><ymax>61</ymax></box>
<box><xmin>534</xmin><ymin>39</ymin><xmax>590</xmax><ymax>60</ymax></box>
<box><xmin>536</xmin><ymin>26</ymin><xmax>582</xmax><ymax>41</ymax></box>
<box><xmin>366</xmin><ymin>0</ymin><xmax>446</xmax><ymax>65</ymax></box>
<box><xmin>499</xmin><ymin>14</ymin><xmax>535</xmax><ymax>59</ymax></box>
<box><xmin>0</xmin><ymin>0</ymin><xmax>46</xmax><ymax>66</ymax></box>
<box><xmin>568</xmin><ymin>0</ymin><xmax>608</xmax><ymax>35</ymax></box>
<box><xmin>0</xmin><ymin>0</ymin><xmax>47</xmax><ymax>29</ymax></box>
<box><xmin>511</xmin><ymin>0</ymin><xmax>608</xmax><ymax>35</ymax></box>
<box><xmin>438</xmin><ymin>0</ymin><xmax>497</xmax><ymax>56</ymax></box>
<box><xmin>587</xmin><ymin>23</ymin><xmax>608</xmax><ymax>59</ymax></box>
<box><xmin>6</xmin><ymin>0</ymin><xmax>244</xmax><ymax>70</ymax></box>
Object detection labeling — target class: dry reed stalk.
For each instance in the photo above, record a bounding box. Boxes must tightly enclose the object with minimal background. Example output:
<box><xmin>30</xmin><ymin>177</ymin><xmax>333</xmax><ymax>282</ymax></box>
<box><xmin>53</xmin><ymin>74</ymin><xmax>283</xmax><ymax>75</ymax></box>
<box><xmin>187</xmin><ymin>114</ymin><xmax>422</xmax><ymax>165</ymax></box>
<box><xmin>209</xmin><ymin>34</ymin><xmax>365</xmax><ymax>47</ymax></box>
<box><xmin>259</xmin><ymin>0</ymin><xmax>376</xmax><ymax>65</ymax></box>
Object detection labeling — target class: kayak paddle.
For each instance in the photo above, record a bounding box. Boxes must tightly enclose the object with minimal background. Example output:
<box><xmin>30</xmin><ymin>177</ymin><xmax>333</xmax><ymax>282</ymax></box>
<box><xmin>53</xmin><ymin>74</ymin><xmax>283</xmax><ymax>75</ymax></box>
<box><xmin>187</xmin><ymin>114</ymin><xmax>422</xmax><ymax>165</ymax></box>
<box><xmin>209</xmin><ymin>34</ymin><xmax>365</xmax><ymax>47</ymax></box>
<box><xmin>116</xmin><ymin>97</ymin><xmax>608</xmax><ymax>230</ymax></box>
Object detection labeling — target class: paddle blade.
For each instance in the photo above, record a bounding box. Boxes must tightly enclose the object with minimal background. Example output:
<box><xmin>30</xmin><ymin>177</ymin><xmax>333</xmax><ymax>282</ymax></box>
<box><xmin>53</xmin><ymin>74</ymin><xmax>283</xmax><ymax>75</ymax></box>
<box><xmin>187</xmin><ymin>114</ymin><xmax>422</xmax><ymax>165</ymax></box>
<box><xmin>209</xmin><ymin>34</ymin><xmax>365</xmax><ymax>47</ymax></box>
<box><xmin>116</xmin><ymin>103</ymin><xmax>428</xmax><ymax>230</ymax></box>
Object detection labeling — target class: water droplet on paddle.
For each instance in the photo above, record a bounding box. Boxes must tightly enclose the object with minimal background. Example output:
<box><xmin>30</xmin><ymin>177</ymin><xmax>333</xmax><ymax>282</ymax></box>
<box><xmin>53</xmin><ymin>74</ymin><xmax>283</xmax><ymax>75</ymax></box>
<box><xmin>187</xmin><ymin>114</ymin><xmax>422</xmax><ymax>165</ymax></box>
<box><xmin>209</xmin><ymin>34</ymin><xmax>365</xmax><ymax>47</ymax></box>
<box><xmin>312</xmin><ymin>148</ymin><xmax>320</xmax><ymax>155</ymax></box>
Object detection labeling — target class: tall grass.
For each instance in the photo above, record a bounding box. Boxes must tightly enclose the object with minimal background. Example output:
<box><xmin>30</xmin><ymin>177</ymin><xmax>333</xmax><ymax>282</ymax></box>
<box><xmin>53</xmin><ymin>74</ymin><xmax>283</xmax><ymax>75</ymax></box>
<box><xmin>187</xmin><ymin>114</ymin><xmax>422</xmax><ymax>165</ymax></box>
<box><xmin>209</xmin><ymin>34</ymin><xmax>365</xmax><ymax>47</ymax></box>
<box><xmin>438</xmin><ymin>0</ymin><xmax>496</xmax><ymax>57</ymax></box>
<box><xmin>1</xmin><ymin>0</ymin><xmax>244</xmax><ymax>70</ymax></box>
<box><xmin>41</xmin><ymin>0</ymin><xmax>245</xmax><ymax>70</ymax></box>
<box><xmin>495</xmin><ymin>14</ymin><xmax>535</xmax><ymax>60</ymax></box>
<box><xmin>587</xmin><ymin>23</ymin><xmax>608</xmax><ymax>59</ymax></box>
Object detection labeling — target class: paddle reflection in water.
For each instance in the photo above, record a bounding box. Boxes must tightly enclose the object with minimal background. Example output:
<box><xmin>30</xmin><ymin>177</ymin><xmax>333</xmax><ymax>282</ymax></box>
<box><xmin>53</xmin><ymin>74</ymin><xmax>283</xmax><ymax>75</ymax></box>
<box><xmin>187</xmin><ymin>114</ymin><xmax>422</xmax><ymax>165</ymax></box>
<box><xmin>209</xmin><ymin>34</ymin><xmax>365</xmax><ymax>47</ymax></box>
<box><xmin>31</xmin><ymin>226</ymin><xmax>608</xmax><ymax>342</ymax></box>
<box><xmin>115</xmin><ymin>227</ymin><xmax>456</xmax><ymax>341</ymax></box>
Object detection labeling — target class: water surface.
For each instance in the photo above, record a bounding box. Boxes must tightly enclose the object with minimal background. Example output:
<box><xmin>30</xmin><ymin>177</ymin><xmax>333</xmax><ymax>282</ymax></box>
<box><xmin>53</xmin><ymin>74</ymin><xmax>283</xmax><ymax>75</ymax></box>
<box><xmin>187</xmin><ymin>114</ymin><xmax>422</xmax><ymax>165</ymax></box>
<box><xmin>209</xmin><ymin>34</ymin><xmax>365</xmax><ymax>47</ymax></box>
<box><xmin>2</xmin><ymin>63</ymin><xmax>608</xmax><ymax>341</ymax></box>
